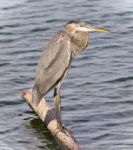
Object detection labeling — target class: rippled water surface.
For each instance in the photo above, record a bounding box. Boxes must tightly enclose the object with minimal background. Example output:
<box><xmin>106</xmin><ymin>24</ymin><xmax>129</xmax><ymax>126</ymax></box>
<box><xmin>0</xmin><ymin>0</ymin><xmax>133</xmax><ymax>150</ymax></box>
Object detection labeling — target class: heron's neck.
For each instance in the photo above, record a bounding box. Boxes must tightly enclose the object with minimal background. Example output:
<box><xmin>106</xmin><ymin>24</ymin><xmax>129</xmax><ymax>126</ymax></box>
<box><xmin>69</xmin><ymin>32</ymin><xmax>89</xmax><ymax>56</ymax></box>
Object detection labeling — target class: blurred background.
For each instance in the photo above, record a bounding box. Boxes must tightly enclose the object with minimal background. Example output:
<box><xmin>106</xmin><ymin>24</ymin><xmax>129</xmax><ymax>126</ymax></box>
<box><xmin>0</xmin><ymin>0</ymin><xmax>133</xmax><ymax>149</ymax></box>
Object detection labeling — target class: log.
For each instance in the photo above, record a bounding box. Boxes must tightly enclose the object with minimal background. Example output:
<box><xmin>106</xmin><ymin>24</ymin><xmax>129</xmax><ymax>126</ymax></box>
<box><xmin>20</xmin><ymin>90</ymin><xmax>80</xmax><ymax>150</ymax></box>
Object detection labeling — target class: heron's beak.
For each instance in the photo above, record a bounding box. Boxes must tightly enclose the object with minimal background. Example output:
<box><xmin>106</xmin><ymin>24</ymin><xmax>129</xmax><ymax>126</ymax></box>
<box><xmin>77</xmin><ymin>25</ymin><xmax>109</xmax><ymax>33</ymax></box>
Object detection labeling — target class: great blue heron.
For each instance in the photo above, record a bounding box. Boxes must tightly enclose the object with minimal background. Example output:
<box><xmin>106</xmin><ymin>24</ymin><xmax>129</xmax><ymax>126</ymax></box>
<box><xmin>32</xmin><ymin>20</ymin><xmax>108</xmax><ymax>130</ymax></box>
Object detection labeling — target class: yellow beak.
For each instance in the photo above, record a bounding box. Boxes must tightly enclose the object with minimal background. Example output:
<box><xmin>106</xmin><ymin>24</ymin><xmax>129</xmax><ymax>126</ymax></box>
<box><xmin>77</xmin><ymin>25</ymin><xmax>109</xmax><ymax>33</ymax></box>
<box><xmin>89</xmin><ymin>27</ymin><xmax>109</xmax><ymax>32</ymax></box>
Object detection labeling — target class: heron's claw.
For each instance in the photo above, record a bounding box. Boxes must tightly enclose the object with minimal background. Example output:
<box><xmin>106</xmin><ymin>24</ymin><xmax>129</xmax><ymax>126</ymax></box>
<box><xmin>52</xmin><ymin>123</ymin><xmax>63</xmax><ymax>135</ymax></box>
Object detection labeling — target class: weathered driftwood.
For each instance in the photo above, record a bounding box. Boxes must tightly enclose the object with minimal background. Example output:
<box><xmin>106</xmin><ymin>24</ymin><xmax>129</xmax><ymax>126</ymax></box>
<box><xmin>20</xmin><ymin>90</ymin><xmax>80</xmax><ymax>150</ymax></box>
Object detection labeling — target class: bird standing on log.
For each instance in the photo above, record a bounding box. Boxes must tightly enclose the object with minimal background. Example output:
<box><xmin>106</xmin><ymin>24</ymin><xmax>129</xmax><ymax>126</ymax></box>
<box><xmin>32</xmin><ymin>20</ymin><xmax>109</xmax><ymax>130</ymax></box>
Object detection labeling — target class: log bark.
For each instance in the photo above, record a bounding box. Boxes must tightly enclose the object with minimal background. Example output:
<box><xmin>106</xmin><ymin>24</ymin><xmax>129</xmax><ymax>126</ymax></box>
<box><xmin>20</xmin><ymin>90</ymin><xmax>80</xmax><ymax>150</ymax></box>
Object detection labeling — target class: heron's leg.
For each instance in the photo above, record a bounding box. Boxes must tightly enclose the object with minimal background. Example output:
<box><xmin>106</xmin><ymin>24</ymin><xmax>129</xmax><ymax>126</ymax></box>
<box><xmin>54</xmin><ymin>82</ymin><xmax>62</xmax><ymax>130</ymax></box>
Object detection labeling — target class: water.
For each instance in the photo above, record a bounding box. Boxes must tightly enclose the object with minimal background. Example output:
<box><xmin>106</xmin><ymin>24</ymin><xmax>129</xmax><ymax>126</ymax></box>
<box><xmin>0</xmin><ymin>0</ymin><xmax>133</xmax><ymax>149</ymax></box>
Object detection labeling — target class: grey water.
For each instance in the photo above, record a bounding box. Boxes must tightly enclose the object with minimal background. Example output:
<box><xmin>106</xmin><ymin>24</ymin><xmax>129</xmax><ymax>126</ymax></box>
<box><xmin>0</xmin><ymin>0</ymin><xmax>133</xmax><ymax>149</ymax></box>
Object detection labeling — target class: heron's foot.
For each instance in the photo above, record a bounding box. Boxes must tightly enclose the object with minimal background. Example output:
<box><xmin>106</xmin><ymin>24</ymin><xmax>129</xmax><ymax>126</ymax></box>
<box><xmin>53</xmin><ymin>124</ymin><xmax>64</xmax><ymax>136</ymax></box>
<box><xmin>53</xmin><ymin>125</ymin><xmax>74</xmax><ymax>137</ymax></box>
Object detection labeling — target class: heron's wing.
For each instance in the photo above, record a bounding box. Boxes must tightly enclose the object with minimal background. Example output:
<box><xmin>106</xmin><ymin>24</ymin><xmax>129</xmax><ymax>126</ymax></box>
<box><xmin>35</xmin><ymin>31</ymin><xmax>71</xmax><ymax>94</ymax></box>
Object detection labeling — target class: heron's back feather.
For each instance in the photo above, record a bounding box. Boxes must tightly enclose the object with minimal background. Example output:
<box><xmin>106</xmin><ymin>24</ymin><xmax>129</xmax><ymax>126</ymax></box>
<box><xmin>35</xmin><ymin>31</ymin><xmax>71</xmax><ymax>95</ymax></box>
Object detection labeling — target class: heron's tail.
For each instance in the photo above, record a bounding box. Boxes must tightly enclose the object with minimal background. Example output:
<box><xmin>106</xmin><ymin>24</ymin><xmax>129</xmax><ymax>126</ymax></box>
<box><xmin>32</xmin><ymin>85</ymin><xmax>43</xmax><ymax>106</ymax></box>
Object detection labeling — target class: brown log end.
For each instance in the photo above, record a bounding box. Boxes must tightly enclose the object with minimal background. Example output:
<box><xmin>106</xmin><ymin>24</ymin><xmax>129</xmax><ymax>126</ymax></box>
<box><xmin>20</xmin><ymin>89</ymin><xmax>81</xmax><ymax>150</ymax></box>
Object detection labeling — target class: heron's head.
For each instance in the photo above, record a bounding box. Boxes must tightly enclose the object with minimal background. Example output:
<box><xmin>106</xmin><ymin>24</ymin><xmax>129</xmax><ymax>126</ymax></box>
<box><xmin>64</xmin><ymin>20</ymin><xmax>109</xmax><ymax>35</ymax></box>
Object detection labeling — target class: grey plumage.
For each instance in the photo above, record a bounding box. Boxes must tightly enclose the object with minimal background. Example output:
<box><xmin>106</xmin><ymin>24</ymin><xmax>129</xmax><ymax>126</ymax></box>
<box><xmin>32</xmin><ymin>20</ymin><xmax>108</xmax><ymax>130</ymax></box>
<box><xmin>32</xmin><ymin>32</ymin><xmax>71</xmax><ymax>104</ymax></box>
